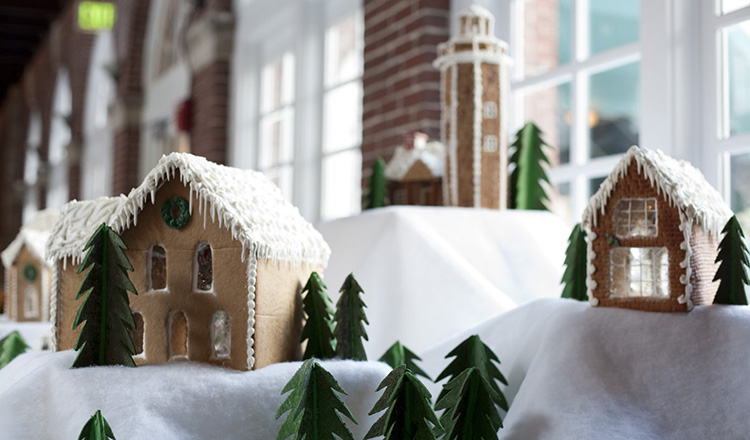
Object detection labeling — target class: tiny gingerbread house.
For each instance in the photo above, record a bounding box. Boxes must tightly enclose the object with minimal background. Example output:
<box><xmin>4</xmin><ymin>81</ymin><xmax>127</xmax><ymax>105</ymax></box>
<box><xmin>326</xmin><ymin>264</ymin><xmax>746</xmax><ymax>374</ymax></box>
<box><xmin>47</xmin><ymin>153</ymin><xmax>330</xmax><ymax>370</ymax></box>
<box><xmin>583</xmin><ymin>146</ymin><xmax>732</xmax><ymax>312</ymax></box>
<box><xmin>385</xmin><ymin>132</ymin><xmax>444</xmax><ymax>206</ymax></box>
<box><xmin>1</xmin><ymin>210</ymin><xmax>58</xmax><ymax>322</ymax></box>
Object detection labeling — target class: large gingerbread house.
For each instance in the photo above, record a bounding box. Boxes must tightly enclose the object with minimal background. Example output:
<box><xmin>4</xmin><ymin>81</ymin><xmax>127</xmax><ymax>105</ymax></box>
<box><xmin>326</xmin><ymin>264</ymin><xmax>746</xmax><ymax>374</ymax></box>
<box><xmin>47</xmin><ymin>153</ymin><xmax>330</xmax><ymax>370</ymax></box>
<box><xmin>1</xmin><ymin>210</ymin><xmax>58</xmax><ymax>322</ymax></box>
<box><xmin>385</xmin><ymin>132</ymin><xmax>444</xmax><ymax>206</ymax></box>
<box><xmin>433</xmin><ymin>6</ymin><xmax>512</xmax><ymax>209</ymax></box>
<box><xmin>583</xmin><ymin>146</ymin><xmax>733</xmax><ymax>312</ymax></box>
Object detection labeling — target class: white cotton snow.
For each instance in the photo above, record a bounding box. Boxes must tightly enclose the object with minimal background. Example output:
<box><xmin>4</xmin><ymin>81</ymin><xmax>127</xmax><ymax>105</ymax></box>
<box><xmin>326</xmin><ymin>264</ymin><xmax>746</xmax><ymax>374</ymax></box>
<box><xmin>0</xmin><ymin>351</ymin><xmax>391</xmax><ymax>440</ymax></box>
<box><xmin>317</xmin><ymin>206</ymin><xmax>569</xmax><ymax>358</ymax></box>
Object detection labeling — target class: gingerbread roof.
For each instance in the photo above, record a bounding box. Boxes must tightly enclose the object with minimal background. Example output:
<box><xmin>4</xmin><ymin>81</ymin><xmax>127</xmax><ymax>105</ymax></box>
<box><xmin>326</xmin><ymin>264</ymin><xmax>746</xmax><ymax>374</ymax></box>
<box><xmin>46</xmin><ymin>153</ymin><xmax>331</xmax><ymax>267</ymax></box>
<box><xmin>583</xmin><ymin>146</ymin><xmax>732</xmax><ymax>236</ymax></box>
<box><xmin>385</xmin><ymin>141</ymin><xmax>445</xmax><ymax>181</ymax></box>
<box><xmin>2</xmin><ymin>209</ymin><xmax>59</xmax><ymax>268</ymax></box>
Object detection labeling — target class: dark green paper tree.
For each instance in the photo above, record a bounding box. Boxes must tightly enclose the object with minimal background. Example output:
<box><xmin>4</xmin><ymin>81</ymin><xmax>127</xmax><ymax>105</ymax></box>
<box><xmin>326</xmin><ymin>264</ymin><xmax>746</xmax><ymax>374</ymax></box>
<box><xmin>435</xmin><ymin>368</ymin><xmax>503</xmax><ymax>439</ymax></box>
<box><xmin>364</xmin><ymin>158</ymin><xmax>388</xmax><ymax>209</ymax></box>
<box><xmin>0</xmin><ymin>331</ymin><xmax>29</xmax><ymax>368</ymax></box>
<box><xmin>561</xmin><ymin>223</ymin><xmax>589</xmax><ymax>301</ymax></box>
<box><xmin>72</xmin><ymin>223</ymin><xmax>138</xmax><ymax>368</ymax></box>
<box><xmin>364</xmin><ymin>365</ymin><xmax>442</xmax><ymax>440</ymax></box>
<box><xmin>300</xmin><ymin>272</ymin><xmax>336</xmax><ymax>360</ymax></box>
<box><xmin>334</xmin><ymin>273</ymin><xmax>369</xmax><ymax>360</ymax></box>
<box><xmin>276</xmin><ymin>358</ymin><xmax>357</xmax><ymax>440</ymax></box>
<box><xmin>713</xmin><ymin>215</ymin><xmax>750</xmax><ymax>305</ymax></box>
<box><xmin>509</xmin><ymin>122</ymin><xmax>551</xmax><ymax>210</ymax></box>
<box><xmin>78</xmin><ymin>410</ymin><xmax>116</xmax><ymax>440</ymax></box>
<box><xmin>379</xmin><ymin>341</ymin><xmax>430</xmax><ymax>380</ymax></box>
<box><xmin>435</xmin><ymin>335</ymin><xmax>508</xmax><ymax>412</ymax></box>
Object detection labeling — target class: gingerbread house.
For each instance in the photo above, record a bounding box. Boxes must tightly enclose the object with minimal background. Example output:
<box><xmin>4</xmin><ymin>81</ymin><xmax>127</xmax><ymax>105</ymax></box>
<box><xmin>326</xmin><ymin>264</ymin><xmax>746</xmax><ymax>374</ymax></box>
<box><xmin>1</xmin><ymin>210</ymin><xmax>58</xmax><ymax>322</ymax></box>
<box><xmin>433</xmin><ymin>6</ymin><xmax>512</xmax><ymax>209</ymax></box>
<box><xmin>385</xmin><ymin>132</ymin><xmax>444</xmax><ymax>206</ymax></box>
<box><xmin>582</xmin><ymin>146</ymin><xmax>733</xmax><ymax>312</ymax></box>
<box><xmin>46</xmin><ymin>153</ymin><xmax>330</xmax><ymax>370</ymax></box>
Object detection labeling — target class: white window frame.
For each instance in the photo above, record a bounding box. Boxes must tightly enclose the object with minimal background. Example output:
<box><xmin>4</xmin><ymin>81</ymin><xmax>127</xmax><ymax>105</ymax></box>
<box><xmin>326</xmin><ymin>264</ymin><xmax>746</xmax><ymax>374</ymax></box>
<box><xmin>231</xmin><ymin>0</ymin><xmax>363</xmax><ymax>222</ymax></box>
<box><xmin>47</xmin><ymin>70</ymin><xmax>72</xmax><ymax>210</ymax></box>
<box><xmin>23</xmin><ymin>111</ymin><xmax>42</xmax><ymax>223</ymax></box>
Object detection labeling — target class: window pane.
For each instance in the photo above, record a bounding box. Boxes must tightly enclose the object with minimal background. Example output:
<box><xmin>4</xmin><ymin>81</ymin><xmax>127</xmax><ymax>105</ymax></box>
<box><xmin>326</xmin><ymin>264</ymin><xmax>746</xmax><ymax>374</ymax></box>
<box><xmin>720</xmin><ymin>0</ymin><xmax>750</xmax><ymax>14</ymax></box>
<box><xmin>589</xmin><ymin>0</ymin><xmax>639</xmax><ymax>56</ymax></box>
<box><xmin>211</xmin><ymin>310</ymin><xmax>231</xmax><ymax>359</ymax></box>
<box><xmin>132</xmin><ymin>312</ymin><xmax>144</xmax><ymax>356</ymax></box>
<box><xmin>265</xmin><ymin>165</ymin><xmax>294</xmax><ymax>202</ymax></box>
<box><xmin>169</xmin><ymin>311</ymin><xmax>188</xmax><ymax>358</ymax></box>
<box><xmin>522</xmin><ymin>82</ymin><xmax>571</xmax><ymax>165</ymax></box>
<box><xmin>260</xmin><ymin>109</ymin><xmax>294</xmax><ymax>169</ymax></box>
<box><xmin>325</xmin><ymin>12</ymin><xmax>363</xmax><ymax>87</ymax></box>
<box><xmin>589</xmin><ymin>61</ymin><xmax>639</xmax><ymax>159</ymax></box>
<box><xmin>730</xmin><ymin>152</ymin><xmax>750</xmax><ymax>233</ymax></box>
<box><xmin>724</xmin><ymin>21</ymin><xmax>750</xmax><ymax>137</ymax></box>
<box><xmin>589</xmin><ymin>176</ymin><xmax>606</xmax><ymax>197</ymax></box>
<box><xmin>610</xmin><ymin>247</ymin><xmax>669</xmax><ymax>298</ymax></box>
<box><xmin>150</xmin><ymin>245</ymin><xmax>167</xmax><ymax>290</ymax></box>
<box><xmin>321</xmin><ymin>149</ymin><xmax>362</xmax><ymax>220</ymax></box>
<box><xmin>324</xmin><ymin>81</ymin><xmax>363</xmax><ymax>153</ymax></box>
<box><xmin>551</xmin><ymin>181</ymin><xmax>573</xmax><ymax>224</ymax></box>
<box><xmin>195</xmin><ymin>243</ymin><xmax>213</xmax><ymax>292</ymax></box>
<box><xmin>522</xmin><ymin>0</ymin><xmax>572</xmax><ymax>77</ymax></box>
<box><xmin>261</xmin><ymin>52</ymin><xmax>295</xmax><ymax>114</ymax></box>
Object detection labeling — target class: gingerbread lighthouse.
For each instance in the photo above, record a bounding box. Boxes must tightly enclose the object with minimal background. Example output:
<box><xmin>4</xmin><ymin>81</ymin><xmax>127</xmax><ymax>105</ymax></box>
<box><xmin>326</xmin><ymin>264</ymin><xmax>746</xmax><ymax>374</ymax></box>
<box><xmin>433</xmin><ymin>6</ymin><xmax>512</xmax><ymax>209</ymax></box>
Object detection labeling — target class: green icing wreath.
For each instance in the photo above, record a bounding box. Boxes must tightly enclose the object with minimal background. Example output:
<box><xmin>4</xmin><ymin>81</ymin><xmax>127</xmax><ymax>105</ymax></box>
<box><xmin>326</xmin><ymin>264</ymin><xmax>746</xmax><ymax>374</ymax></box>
<box><xmin>161</xmin><ymin>196</ymin><xmax>191</xmax><ymax>230</ymax></box>
<box><xmin>23</xmin><ymin>264</ymin><xmax>37</xmax><ymax>282</ymax></box>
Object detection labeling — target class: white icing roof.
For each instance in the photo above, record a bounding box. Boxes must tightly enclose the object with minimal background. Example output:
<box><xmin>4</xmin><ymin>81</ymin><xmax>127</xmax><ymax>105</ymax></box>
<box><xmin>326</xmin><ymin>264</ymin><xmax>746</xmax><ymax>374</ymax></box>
<box><xmin>583</xmin><ymin>146</ymin><xmax>733</xmax><ymax>236</ymax></box>
<box><xmin>385</xmin><ymin>141</ymin><xmax>445</xmax><ymax>181</ymax></box>
<box><xmin>46</xmin><ymin>153</ymin><xmax>331</xmax><ymax>267</ymax></box>
<box><xmin>2</xmin><ymin>209</ymin><xmax>59</xmax><ymax>268</ymax></box>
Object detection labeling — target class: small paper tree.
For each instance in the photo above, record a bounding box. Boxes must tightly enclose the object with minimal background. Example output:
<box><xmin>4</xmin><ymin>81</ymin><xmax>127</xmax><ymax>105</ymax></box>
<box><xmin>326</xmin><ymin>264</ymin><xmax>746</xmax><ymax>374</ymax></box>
<box><xmin>713</xmin><ymin>215</ymin><xmax>750</xmax><ymax>305</ymax></box>
<box><xmin>378</xmin><ymin>341</ymin><xmax>430</xmax><ymax>380</ymax></box>
<box><xmin>561</xmin><ymin>223</ymin><xmax>589</xmax><ymax>301</ymax></box>
<box><xmin>334</xmin><ymin>273</ymin><xmax>369</xmax><ymax>361</ymax></box>
<box><xmin>435</xmin><ymin>335</ymin><xmax>508</xmax><ymax>412</ymax></box>
<box><xmin>364</xmin><ymin>158</ymin><xmax>388</xmax><ymax>210</ymax></box>
<box><xmin>300</xmin><ymin>272</ymin><xmax>336</xmax><ymax>360</ymax></box>
<box><xmin>509</xmin><ymin>122</ymin><xmax>551</xmax><ymax>210</ymax></box>
<box><xmin>435</xmin><ymin>368</ymin><xmax>503</xmax><ymax>439</ymax></box>
<box><xmin>364</xmin><ymin>365</ymin><xmax>442</xmax><ymax>440</ymax></box>
<box><xmin>276</xmin><ymin>358</ymin><xmax>357</xmax><ymax>440</ymax></box>
<box><xmin>78</xmin><ymin>410</ymin><xmax>117</xmax><ymax>440</ymax></box>
<box><xmin>72</xmin><ymin>223</ymin><xmax>138</xmax><ymax>368</ymax></box>
<box><xmin>0</xmin><ymin>331</ymin><xmax>29</xmax><ymax>368</ymax></box>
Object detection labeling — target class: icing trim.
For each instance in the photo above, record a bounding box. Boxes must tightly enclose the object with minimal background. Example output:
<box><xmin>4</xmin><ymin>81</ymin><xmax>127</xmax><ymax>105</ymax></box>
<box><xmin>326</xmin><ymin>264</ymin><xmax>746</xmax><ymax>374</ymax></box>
<box><xmin>49</xmin><ymin>260</ymin><xmax>60</xmax><ymax>350</ymax></box>
<box><xmin>246</xmin><ymin>252</ymin><xmax>257</xmax><ymax>369</ymax></box>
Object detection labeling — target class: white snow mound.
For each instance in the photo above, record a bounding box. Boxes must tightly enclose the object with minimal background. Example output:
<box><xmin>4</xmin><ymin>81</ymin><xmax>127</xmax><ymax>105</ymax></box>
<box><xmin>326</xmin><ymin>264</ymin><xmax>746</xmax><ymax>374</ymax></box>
<box><xmin>0</xmin><ymin>351</ymin><xmax>391</xmax><ymax>440</ymax></box>
<box><xmin>420</xmin><ymin>298</ymin><xmax>750</xmax><ymax>440</ymax></box>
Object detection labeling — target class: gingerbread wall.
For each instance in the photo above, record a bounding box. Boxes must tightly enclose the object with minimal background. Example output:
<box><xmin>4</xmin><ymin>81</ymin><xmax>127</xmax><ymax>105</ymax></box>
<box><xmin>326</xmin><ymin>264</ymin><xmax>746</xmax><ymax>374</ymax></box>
<box><xmin>9</xmin><ymin>245</ymin><xmax>48</xmax><ymax>323</ymax></box>
<box><xmin>590</xmin><ymin>162</ymin><xmax>689</xmax><ymax>312</ymax></box>
<box><xmin>688</xmin><ymin>226</ymin><xmax>720</xmax><ymax>306</ymax></box>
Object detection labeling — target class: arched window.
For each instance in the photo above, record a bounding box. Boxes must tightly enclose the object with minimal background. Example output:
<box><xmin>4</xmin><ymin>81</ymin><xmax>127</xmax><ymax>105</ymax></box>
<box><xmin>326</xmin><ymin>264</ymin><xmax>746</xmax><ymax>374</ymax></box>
<box><xmin>211</xmin><ymin>310</ymin><xmax>231</xmax><ymax>359</ymax></box>
<box><xmin>23</xmin><ymin>285</ymin><xmax>39</xmax><ymax>318</ymax></box>
<box><xmin>132</xmin><ymin>312</ymin><xmax>145</xmax><ymax>356</ymax></box>
<box><xmin>194</xmin><ymin>243</ymin><xmax>213</xmax><ymax>291</ymax></box>
<box><xmin>149</xmin><ymin>245</ymin><xmax>167</xmax><ymax>291</ymax></box>
<box><xmin>169</xmin><ymin>310</ymin><xmax>188</xmax><ymax>358</ymax></box>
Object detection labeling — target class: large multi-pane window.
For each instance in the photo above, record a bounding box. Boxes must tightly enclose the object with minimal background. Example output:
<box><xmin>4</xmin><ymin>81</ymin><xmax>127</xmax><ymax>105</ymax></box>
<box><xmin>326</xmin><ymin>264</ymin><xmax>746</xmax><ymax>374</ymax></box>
<box><xmin>511</xmin><ymin>0</ymin><xmax>640</xmax><ymax>222</ymax></box>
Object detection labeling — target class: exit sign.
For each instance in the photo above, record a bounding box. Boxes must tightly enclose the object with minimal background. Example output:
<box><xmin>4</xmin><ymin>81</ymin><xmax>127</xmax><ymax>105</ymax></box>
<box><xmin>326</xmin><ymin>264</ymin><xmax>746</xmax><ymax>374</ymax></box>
<box><xmin>78</xmin><ymin>2</ymin><xmax>116</xmax><ymax>32</ymax></box>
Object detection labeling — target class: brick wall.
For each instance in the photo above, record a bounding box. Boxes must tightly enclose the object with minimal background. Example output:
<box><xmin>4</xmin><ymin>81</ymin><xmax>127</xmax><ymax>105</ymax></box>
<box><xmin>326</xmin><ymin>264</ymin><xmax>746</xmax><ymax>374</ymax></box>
<box><xmin>190</xmin><ymin>61</ymin><xmax>230</xmax><ymax>164</ymax></box>
<box><xmin>361</xmin><ymin>0</ymin><xmax>450</xmax><ymax>177</ymax></box>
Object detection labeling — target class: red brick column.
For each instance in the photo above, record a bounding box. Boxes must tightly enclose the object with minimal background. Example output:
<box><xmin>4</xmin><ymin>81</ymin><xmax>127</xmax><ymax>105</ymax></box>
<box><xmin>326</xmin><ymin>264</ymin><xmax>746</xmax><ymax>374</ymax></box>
<box><xmin>362</xmin><ymin>0</ymin><xmax>450</xmax><ymax>176</ymax></box>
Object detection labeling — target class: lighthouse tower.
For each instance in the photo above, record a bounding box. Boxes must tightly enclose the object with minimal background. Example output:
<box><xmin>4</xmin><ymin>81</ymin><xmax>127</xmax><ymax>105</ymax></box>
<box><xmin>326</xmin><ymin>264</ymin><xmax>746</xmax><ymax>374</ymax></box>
<box><xmin>433</xmin><ymin>6</ymin><xmax>512</xmax><ymax>209</ymax></box>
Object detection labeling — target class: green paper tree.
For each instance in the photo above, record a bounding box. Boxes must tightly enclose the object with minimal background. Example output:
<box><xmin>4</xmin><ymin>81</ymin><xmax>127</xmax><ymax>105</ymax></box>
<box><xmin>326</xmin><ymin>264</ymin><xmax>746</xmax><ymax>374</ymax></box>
<box><xmin>509</xmin><ymin>122</ymin><xmax>551</xmax><ymax>210</ymax></box>
<box><xmin>364</xmin><ymin>158</ymin><xmax>388</xmax><ymax>210</ymax></box>
<box><xmin>78</xmin><ymin>410</ymin><xmax>116</xmax><ymax>440</ymax></box>
<box><xmin>561</xmin><ymin>223</ymin><xmax>589</xmax><ymax>301</ymax></box>
<box><xmin>435</xmin><ymin>335</ymin><xmax>508</xmax><ymax>412</ymax></box>
<box><xmin>0</xmin><ymin>331</ymin><xmax>29</xmax><ymax>368</ymax></box>
<box><xmin>378</xmin><ymin>341</ymin><xmax>430</xmax><ymax>380</ymax></box>
<box><xmin>276</xmin><ymin>358</ymin><xmax>357</xmax><ymax>440</ymax></box>
<box><xmin>713</xmin><ymin>215</ymin><xmax>750</xmax><ymax>305</ymax></box>
<box><xmin>72</xmin><ymin>223</ymin><xmax>138</xmax><ymax>368</ymax></box>
<box><xmin>334</xmin><ymin>273</ymin><xmax>369</xmax><ymax>360</ymax></box>
<box><xmin>300</xmin><ymin>272</ymin><xmax>336</xmax><ymax>360</ymax></box>
<box><xmin>364</xmin><ymin>365</ymin><xmax>442</xmax><ymax>440</ymax></box>
<box><xmin>435</xmin><ymin>368</ymin><xmax>503</xmax><ymax>439</ymax></box>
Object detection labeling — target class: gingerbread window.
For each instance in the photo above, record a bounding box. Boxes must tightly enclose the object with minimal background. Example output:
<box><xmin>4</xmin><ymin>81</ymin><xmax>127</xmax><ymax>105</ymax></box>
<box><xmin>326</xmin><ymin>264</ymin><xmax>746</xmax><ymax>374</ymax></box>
<box><xmin>194</xmin><ymin>243</ymin><xmax>213</xmax><ymax>292</ymax></box>
<box><xmin>23</xmin><ymin>285</ymin><xmax>39</xmax><ymax>318</ymax></box>
<box><xmin>149</xmin><ymin>245</ymin><xmax>167</xmax><ymax>291</ymax></box>
<box><xmin>211</xmin><ymin>310</ymin><xmax>231</xmax><ymax>359</ymax></box>
<box><xmin>609</xmin><ymin>247</ymin><xmax>669</xmax><ymax>298</ymax></box>
<box><xmin>169</xmin><ymin>310</ymin><xmax>188</xmax><ymax>358</ymax></box>
<box><xmin>132</xmin><ymin>312</ymin><xmax>145</xmax><ymax>357</ymax></box>
<box><xmin>613</xmin><ymin>198</ymin><xmax>658</xmax><ymax>238</ymax></box>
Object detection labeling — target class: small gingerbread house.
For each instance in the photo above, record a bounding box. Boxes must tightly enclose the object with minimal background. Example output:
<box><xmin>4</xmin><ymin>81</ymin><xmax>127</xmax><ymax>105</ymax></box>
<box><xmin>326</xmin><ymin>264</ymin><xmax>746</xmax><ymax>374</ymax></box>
<box><xmin>47</xmin><ymin>153</ymin><xmax>330</xmax><ymax>370</ymax></box>
<box><xmin>1</xmin><ymin>210</ymin><xmax>58</xmax><ymax>322</ymax></box>
<box><xmin>583</xmin><ymin>146</ymin><xmax>732</xmax><ymax>312</ymax></box>
<box><xmin>385</xmin><ymin>132</ymin><xmax>444</xmax><ymax>206</ymax></box>
<box><xmin>433</xmin><ymin>6</ymin><xmax>512</xmax><ymax>209</ymax></box>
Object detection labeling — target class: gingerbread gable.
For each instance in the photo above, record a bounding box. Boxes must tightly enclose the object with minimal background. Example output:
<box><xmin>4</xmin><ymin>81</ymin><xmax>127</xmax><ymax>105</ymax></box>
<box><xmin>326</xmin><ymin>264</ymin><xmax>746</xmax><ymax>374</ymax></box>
<box><xmin>2</xmin><ymin>209</ymin><xmax>58</xmax><ymax>269</ymax></box>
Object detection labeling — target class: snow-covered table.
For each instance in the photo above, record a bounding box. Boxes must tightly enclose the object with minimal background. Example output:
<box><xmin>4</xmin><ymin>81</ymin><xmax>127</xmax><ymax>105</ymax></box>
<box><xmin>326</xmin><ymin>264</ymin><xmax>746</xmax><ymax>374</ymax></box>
<box><xmin>317</xmin><ymin>206</ymin><xmax>569</xmax><ymax>357</ymax></box>
<box><xmin>0</xmin><ymin>315</ymin><xmax>52</xmax><ymax>349</ymax></box>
